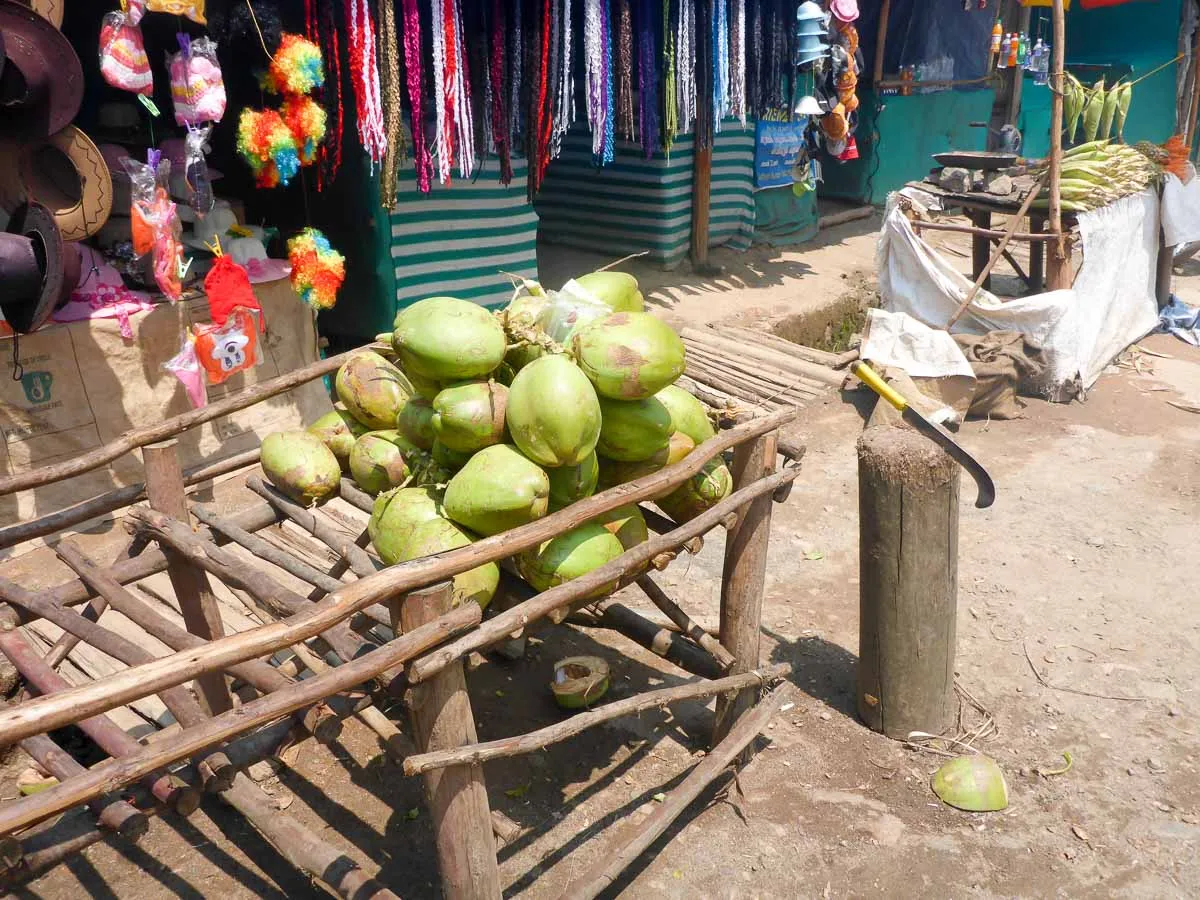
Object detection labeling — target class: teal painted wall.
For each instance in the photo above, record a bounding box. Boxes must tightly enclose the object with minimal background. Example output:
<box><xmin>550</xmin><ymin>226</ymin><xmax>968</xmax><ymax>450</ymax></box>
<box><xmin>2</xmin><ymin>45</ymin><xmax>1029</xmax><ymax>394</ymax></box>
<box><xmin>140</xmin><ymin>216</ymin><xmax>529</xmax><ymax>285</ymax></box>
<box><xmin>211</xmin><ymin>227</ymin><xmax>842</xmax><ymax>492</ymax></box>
<box><xmin>1021</xmin><ymin>0</ymin><xmax>1184</xmax><ymax>159</ymax></box>
<box><xmin>821</xmin><ymin>88</ymin><xmax>996</xmax><ymax>205</ymax></box>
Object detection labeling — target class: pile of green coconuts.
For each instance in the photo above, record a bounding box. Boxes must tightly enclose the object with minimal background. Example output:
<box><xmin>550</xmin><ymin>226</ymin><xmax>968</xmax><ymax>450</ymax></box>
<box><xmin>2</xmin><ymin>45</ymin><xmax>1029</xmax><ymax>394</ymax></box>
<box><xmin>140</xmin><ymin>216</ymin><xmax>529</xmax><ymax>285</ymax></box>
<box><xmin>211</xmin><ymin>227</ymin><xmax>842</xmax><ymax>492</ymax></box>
<box><xmin>259</xmin><ymin>271</ymin><xmax>730</xmax><ymax>612</ymax></box>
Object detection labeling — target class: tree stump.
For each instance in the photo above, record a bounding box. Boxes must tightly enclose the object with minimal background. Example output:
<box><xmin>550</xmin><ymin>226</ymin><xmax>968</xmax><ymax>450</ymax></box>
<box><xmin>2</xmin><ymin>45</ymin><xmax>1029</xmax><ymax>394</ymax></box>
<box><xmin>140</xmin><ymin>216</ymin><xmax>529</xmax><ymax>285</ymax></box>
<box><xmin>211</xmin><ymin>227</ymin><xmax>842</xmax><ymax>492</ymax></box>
<box><xmin>856</xmin><ymin>426</ymin><xmax>959</xmax><ymax>740</ymax></box>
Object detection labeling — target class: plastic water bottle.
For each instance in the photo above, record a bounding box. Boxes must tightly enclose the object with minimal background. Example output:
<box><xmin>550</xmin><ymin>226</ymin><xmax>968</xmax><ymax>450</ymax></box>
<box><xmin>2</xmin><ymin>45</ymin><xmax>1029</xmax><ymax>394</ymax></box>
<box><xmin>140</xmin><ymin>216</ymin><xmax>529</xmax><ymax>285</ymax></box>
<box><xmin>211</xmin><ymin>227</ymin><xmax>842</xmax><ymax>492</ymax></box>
<box><xmin>1029</xmin><ymin>39</ymin><xmax>1043</xmax><ymax>75</ymax></box>
<box><xmin>998</xmin><ymin>33</ymin><xmax>1010</xmax><ymax>69</ymax></box>
<box><xmin>1036</xmin><ymin>42</ymin><xmax>1051</xmax><ymax>85</ymax></box>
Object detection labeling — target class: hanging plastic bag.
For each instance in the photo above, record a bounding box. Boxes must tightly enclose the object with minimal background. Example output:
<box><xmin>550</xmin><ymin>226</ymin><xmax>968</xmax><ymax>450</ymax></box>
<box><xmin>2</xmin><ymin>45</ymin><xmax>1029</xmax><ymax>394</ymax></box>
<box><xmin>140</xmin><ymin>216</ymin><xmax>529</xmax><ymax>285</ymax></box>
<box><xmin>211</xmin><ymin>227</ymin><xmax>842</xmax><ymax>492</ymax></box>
<box><xmin>163</xmin><ymin>333</ymin><xmax>207</xmax><ymax>408</ymax></box>
<box><xmin>126</xmin><ymin>0</ymin><xmax>147</xmax><ymax>25</ymax></box>
<box><xmin>193</xmin><ymin>307</ymin><xmax>259</xmax><ymax>385</ymax></box>
<box><xmin>99</xmin><ymin>11</ymin><xmax>153</xmax><ymax>95</ymax></box>
<box><xmin>123</xmin><ymin>152</ymin><xmax>184</xmax><ymax>300</ymax></box>
<box><xmin>185</xmin><ymin>125</ymin><xmax>215</xmax><ymax>218</ymax></box>
<box><xmin>535</xmin><ymin>280</ymin><xmax>614</xmax><ymax>345</ymax></box>
<box><xmin>169</xmin><ymin>34</ymin><xmax>226</xmax><ymax>126</ymax></box>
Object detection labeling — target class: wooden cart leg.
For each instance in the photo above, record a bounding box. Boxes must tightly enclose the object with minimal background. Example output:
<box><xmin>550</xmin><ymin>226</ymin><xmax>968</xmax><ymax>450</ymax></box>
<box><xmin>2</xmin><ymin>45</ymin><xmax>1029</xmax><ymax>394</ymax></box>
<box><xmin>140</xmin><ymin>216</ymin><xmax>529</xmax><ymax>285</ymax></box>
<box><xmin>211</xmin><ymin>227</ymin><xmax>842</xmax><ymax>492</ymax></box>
<box><xmin>401</xmin><ymin>583</ymin><xmax>502</xmax><ymax>900</ymax></box>
<box><xmin>1029</xmin><ymin>214</ymin><xmax>1045</xmax><ymax>292</ymax></box>
<box><xmin>713</xmin><ymin>432</ymin><xmax>778</xmax><ymax>750</ymax></box>
<box><xmin>142</xmin><ymin>440</ymin><xmax>234</xmax><ymax>716</ymax></box>
<box><xmin>969</xmin><ymin>210</ymin><xmax>993</xmax><ymax>292</ymax></box>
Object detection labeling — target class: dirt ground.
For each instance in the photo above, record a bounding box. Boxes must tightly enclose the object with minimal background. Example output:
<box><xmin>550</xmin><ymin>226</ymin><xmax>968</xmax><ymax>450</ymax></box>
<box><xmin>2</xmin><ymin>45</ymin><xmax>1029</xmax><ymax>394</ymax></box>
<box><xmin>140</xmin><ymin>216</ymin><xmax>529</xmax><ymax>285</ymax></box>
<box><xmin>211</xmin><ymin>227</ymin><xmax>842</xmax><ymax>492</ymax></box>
<box><xmin>5</xmin><ymin>214</ymin><xmax>1200</xmax><ymax>899</ymax></box>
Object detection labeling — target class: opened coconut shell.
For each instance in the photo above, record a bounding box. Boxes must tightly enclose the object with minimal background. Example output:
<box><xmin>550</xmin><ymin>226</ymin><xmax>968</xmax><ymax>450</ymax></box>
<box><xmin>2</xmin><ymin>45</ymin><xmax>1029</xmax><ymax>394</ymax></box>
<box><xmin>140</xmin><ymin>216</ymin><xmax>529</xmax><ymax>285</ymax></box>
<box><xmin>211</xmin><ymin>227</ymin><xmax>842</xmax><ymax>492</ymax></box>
<box><xmin>443</xmin><ymin>444</ymin><xmax>550</xmax><ymax>536</ymax></box>
<box><xmin>261</xmin><ymin>431</ymin><xmax>341</xmax><ymax>507</ymax></box>
<box><xmin>931</xmin><ymin>756</ymin><xmax>1009</xmax><ymax>812</ymax></box>
<box><xmin>507</xmin><ymin>354</ymin><xmax>602</xmax><ymax>467</ymax></box>
<box><xmin>551</xmin><ymin>656</ymin><xmax>611</xmax><ymax>709</ymax></box>
<box><xmin>571</xmin><ymin>312</ymin><xmax>686</xmax><ymax>400</ymax></box>
<box><xmin>335</xmin><ymin>351</ymin><xmax>415</xmax><ymax>430</ymax></box>
<box><xmin>392</xmin><ymin>296</ymin><xmax>507</xmax><ymax>380</ymax></box>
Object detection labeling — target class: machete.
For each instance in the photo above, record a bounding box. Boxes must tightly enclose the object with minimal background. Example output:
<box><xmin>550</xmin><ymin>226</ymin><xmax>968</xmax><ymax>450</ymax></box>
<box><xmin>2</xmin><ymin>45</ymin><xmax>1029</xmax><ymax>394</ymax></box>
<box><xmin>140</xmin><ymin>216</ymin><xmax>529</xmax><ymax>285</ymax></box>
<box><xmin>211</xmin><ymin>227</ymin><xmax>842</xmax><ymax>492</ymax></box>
<box><xmin>852</xmin><ymin>362</ymin><xmax>996</xmax><ymax>509</ymax></box>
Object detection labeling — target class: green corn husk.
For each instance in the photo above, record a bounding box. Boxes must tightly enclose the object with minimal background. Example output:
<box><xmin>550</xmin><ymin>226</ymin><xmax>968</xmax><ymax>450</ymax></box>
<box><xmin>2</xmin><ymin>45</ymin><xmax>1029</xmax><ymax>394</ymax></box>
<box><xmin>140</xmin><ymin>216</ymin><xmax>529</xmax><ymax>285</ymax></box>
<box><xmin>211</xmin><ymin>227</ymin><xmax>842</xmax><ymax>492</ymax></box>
<box><xmin>1082</xmin><ymin>79</ymin><xmax>1106</xmax><ymax>144</ymax></box>
<box><xmin>1064</xmin><ymin>74</ymin><xmax>1085</xmax><ymax>143</ymax></box>
<box><xmin>1098</xmin><ymin>80</ymin><xmax>1121</xmax><ymax>141</ymax></box>
<box><xmin>1115</xmin><ymin>82</ymin><xmax>1133</xmax><ymax>142</ymax></box>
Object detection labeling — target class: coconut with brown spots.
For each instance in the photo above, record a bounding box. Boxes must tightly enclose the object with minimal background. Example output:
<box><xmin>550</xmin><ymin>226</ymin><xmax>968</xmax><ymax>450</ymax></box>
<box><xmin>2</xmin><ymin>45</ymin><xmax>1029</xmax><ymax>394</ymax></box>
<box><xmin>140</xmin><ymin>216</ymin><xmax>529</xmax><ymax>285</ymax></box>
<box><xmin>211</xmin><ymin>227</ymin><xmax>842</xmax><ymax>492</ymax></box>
<box><xmin>442</xmin><ymin>444</ymin><xmax>550</xmax><ymax>536</ymax></box>
<box><xmin>335</xmin><ymin>351</ymin><xmax>416</xmax><ymax>430</ymax></box>
<box><xmin>571</xmin><ymin>311</ymin><xmax>686</xmax><ymax>400</ymax></box>
<box><xmin>260</xmin><ymin>431</ymin><xmax>341</xmax><ymax>507</ymax></box>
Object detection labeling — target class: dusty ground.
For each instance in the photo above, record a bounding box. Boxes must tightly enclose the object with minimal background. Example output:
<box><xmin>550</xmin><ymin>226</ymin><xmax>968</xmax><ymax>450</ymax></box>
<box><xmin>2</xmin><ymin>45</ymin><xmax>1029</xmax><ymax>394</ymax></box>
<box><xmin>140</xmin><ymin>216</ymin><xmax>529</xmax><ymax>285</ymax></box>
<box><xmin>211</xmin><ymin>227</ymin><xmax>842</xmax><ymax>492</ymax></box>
<box><xmin>5</xmin><ymin>214</ymin><xmax>1200</xmax><ymax>899</ymax></box>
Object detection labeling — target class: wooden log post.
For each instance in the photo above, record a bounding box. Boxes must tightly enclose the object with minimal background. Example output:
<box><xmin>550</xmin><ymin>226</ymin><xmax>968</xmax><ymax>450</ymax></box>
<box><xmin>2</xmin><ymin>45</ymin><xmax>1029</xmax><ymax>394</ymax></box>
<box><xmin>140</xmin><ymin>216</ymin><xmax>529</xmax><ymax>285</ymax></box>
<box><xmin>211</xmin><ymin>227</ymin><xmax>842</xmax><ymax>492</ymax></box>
<box><xmin>712</xmin><ymin>432</ymin><xmax>778</xmax><ymax>749</ymax></box>
<box><xmin>400</xmin><ymin>582</ymin><xmax>501</xmax><ymax>900</ymax></box>
<box><xmin>1046</xmin><ymin>0</ymin><xmax>1073</xmax><ymax>291</ymax></box>
<box><xmin>856</xmin><ymin>426</ymin><xmax>959</xmax><ymax>739</ymax></box>
<box><xmin>142</xmin><ymin>440</ymin><xmax>234</xmax><ymax>717</ymax></box>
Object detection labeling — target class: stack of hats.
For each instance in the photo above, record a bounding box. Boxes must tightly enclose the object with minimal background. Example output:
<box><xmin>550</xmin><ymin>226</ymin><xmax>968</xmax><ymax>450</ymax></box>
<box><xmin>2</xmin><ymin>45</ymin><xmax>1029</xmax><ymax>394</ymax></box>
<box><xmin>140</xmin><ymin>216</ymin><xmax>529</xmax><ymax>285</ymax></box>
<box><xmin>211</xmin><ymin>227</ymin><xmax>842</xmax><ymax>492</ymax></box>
<box><xmin>0</xmin><ymin>0</ymin><xmax>113</xmax><ymax>334</ymax></box>
<box><xmin>794</xmin><ymin>2</ymin><xmax>830</xmax><ymax>68</ymax></box>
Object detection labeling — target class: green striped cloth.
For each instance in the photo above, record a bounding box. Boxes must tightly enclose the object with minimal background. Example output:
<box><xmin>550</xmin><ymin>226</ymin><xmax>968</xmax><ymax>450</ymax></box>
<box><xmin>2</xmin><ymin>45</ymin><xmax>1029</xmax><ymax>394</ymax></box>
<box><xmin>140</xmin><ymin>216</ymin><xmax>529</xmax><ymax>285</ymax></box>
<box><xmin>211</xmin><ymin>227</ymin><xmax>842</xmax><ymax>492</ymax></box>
<box><xmin>535</xmin><ymin>123</ymin><xmax>757</xmax><ymax>268</ymax></box>
<box><xmin>389</xmin><ymin>157</ymin><xmax>538</xmax><ymax>308</ymax></box>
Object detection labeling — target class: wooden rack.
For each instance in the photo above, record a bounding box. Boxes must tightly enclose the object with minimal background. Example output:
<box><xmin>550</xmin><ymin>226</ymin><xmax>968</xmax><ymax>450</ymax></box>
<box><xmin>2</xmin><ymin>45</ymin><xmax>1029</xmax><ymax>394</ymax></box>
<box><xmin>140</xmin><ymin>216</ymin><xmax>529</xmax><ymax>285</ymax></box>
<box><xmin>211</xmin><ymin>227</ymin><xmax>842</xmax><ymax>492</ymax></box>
<box><xmin>0</xmin><ymin>340</ymin><xmax>803</xmax><ymax>897</ymax></box>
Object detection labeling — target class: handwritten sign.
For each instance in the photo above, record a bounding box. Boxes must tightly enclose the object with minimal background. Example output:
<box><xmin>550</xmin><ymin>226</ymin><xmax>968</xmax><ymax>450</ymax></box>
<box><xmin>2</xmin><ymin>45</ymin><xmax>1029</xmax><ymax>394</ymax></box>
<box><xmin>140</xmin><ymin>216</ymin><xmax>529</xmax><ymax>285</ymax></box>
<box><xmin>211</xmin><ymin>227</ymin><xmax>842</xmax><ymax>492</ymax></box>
<box><xmin>754</xmin><ymin>118</ymin><xmax>808</xmax><ymax>190</ymax></box>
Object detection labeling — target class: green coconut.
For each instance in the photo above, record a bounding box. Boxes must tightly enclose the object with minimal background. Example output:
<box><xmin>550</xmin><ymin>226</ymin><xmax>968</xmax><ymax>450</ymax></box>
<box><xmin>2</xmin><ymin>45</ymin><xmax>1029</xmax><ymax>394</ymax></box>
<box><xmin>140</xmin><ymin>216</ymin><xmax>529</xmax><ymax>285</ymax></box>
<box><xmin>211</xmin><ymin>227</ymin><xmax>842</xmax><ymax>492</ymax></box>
<box><xmin>431</xmin><ymin>440</ymin><xmax>474</xmax><ymax>473</ymax></box>
<box><xmin>307</xmin><ymin>406</ymin><xmax>370</xmax><ymax>471</ymax></box>
<box><xmin>349</xmin><ymin>430</ymin><xmax>414</xmax><ymax>495</ymax></box>
<box><xmin>551</xmin><ymin>656</ymin><xmax>611</xmax><ymax>709</ymax></box>
<box><xmin>591</xmin><ymin>502</ymin><xmax>649</xmax><ymax>551</ymax></box>
<box><xmin>931</xmin><ymin>756</ymin><xmax>1009</xmax><ymax>812</ymax></box>
<box><xmin>505</xmin><ymin>343</ymin><xmax>545</xmax><ymax>373</ymax></box>
<box><xmin>656</xmin><ymin>457</ymin><xmax>732</xmax><ymax>524</ymax></box>
<box><xmin>392</xmin><ymin>296</ymin><xmax>507</xmax><ymax>380</ymax></box>
<box><xmin>656</xmin><ymin>384</ymin><xmax>716</xmax><ymax>445</ymax></box>
<box><xmin>516</xmin><ymin>522</ymin><xmax>625</xmax><ymax>594</ymax></box>
<box><xmin>442</xmin><ymin>444</ymin><xmax>550</xmax><ymax>536</ymax></box>
<box><xmin>431</xmin><ymin>380</ymin><xmax>509</xmax><ymax>453</ymax></box>
<box><xmin>571</xmin><ymin>312</ymin><xmax>686</xmax><ymax>400</ymax></box>
<box><xmin>335</xmin><ymin>351</ymin><xmax>415</xmax><ymax>430</ymax></box>
<box><xmin>596</xmin><ymin>395</ymin><xmax>673</xmax><ymax>462</ymax></box>
<box><xmin>396</xmin><ymin>516</ymin><xmax>500</xmax><ymax>610</ymax></box>
<box><xmin>504</xmin><ymin>283</ymin><xmax>551</xmax><ymax>330</ymax></box>
<box><xmin>260</xmin><ymin>431</ymin><xmax>341</xmax><ymax>507</ymax></box>
<box><xmin>396</xmin><ymin>398</ymin><xmax>436</xmax><ymax>450</ymax></box>
<box><xmin>572</xmin><ymin>271</ymin><xmax>645</xmax><ymax>312</ymax></box>
<box><xmin>368</xmin><ymin>486</ymin><xmax>445</xmax><ymax>560</ymax></box>
<box><xmin>506</xmin><ymin>355</ymin><xmax>602</xmax><ymax>467</ymax></box>
<box><xmin>546</xmin><ymin>451</ymin><xmax>599</xmax><ymax>511</ymax></box>
<box><xmin>596</xmin><ymin>432</ymin><xmax>694</xmax><ymax>496</ymax></box>
<box><xmin>404</xmin><ymin>369</ymin><xmax>443</xmax><ymax>401</ymax></box>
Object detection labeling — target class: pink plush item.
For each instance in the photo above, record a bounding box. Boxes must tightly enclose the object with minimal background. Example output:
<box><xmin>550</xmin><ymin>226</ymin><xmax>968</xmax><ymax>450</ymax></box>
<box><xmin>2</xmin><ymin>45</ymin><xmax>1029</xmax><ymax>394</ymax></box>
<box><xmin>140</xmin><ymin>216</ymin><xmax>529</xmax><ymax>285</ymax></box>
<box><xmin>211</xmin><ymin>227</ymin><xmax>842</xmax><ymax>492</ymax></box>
<box><xmin>99</xmin><ymin>12</ymin><xmax>153</xmax><ymax>96</ymax></box>
<box><xmin>55</xmin><ymin>246</ymin><xmax>154</xmax><ymax>339</ymax></box>
<box><xmin>169</xmin><ymin>36</ymin><xmax>226</xmax><ymax>125</ymax></box>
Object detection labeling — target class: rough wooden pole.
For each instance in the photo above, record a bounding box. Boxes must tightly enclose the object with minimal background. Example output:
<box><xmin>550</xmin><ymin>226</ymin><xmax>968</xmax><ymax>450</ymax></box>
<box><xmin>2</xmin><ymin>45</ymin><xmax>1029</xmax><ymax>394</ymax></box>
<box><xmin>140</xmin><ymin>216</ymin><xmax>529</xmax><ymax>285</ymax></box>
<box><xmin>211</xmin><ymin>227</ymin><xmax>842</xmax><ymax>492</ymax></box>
<box><xmin>873</xmin><ymin>0</ymin><xmax>892</xmax><ymax>85</ymax></box>
<box><xmin>856</xmin><ymin>426</ymin><xmax>959</xmax><ymax>739</ymax></box>
<box><xmin>712</xmin><ymin>431</ymin><xmax>778</xmax><ymax>749</ymax></box>
<box><xmin>401</xmin><ymin>583</ymin><xmax>501</xmax><ymax>900</ymax></box>
<box><xmin>1046</xmin><ymin>0</ymin><xmax>1072</xmax><ymax>291</ymax></box>
<box><xmin>142</xmin><ymin>440</ymin><xmax>234</xmax><ymax>716</ymax></box>
<box><xmin>636</xmin><ymin>574</ymin><xmax>736</xmax><ymax>669</ymax></box>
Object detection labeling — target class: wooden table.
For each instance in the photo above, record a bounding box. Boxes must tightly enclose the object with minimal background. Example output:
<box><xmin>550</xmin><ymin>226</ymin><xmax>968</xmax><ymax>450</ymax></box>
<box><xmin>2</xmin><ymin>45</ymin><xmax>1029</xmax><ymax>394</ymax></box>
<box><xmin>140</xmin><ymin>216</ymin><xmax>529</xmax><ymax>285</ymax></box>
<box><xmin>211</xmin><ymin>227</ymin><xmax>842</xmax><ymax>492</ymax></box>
<box><xmin>905</xmin><ymin>176</ymin><xmax>1069</xmax><ymax>295</ymax></box>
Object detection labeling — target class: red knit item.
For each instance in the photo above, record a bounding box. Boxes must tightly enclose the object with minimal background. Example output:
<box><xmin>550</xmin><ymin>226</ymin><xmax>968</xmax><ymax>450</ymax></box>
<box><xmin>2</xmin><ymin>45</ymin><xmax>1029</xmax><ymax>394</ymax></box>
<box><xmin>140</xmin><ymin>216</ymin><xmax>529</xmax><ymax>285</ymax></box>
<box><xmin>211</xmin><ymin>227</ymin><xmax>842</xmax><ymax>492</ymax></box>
<box><xmin>203</xmin><ymin>255</ymin><xmax>262</xmax><ymax>327</ymax></box>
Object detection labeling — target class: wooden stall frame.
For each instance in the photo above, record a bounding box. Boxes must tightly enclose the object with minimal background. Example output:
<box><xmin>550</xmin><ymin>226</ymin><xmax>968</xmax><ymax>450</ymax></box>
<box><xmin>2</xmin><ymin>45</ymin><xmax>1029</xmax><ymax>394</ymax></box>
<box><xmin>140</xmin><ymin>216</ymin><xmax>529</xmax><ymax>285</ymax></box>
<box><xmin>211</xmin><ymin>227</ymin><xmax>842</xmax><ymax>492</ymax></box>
<box><xmin>0</xmin><ymin>339</ymin><xmax>803</xmax><ymax>897</ymax></box>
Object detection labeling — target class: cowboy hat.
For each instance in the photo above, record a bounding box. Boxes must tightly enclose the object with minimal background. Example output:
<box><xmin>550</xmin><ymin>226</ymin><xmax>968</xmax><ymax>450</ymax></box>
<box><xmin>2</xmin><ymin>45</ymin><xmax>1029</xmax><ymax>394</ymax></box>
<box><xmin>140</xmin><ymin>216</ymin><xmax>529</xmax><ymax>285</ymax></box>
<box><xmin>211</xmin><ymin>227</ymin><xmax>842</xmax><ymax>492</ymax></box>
<box><xmin>0</xmin><ymin>201</ymin><xmax>79</xmax><ymax>333</ymax></box>
<box><xmin>0</xmin><ymin>126</ymin><xmax>114</xmax><ymax>241</ymax></box>
<box><xmin>0</xmin><ymin>0</ymin><xmax>82</xmax><ymax>138</ymax></box>
<box><xmin>831</xmin><ymin>0</ymin><xmax>860</xmax><ymax>23</ymax></box>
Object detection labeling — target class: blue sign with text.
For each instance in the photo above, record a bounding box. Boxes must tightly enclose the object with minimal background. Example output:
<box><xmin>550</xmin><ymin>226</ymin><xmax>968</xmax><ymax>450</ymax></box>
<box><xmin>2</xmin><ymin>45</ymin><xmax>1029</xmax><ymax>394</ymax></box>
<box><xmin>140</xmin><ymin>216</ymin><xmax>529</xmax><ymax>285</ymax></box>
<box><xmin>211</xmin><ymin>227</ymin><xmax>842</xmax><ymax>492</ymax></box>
<box><xmin>754</xmin><ymin>118</ymin><xmax>807</xmax><ymax>189</ymax></box>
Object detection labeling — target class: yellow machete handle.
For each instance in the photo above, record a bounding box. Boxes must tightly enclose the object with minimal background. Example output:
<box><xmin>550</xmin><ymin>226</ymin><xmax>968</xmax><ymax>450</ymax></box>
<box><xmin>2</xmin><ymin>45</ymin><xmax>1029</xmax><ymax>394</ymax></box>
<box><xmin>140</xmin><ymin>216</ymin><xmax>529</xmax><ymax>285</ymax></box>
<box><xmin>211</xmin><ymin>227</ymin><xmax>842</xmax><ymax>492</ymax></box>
<box><xmin>851</xmin><ymin>361</ymin><xmax>909</xmax><ymax>412</ymax></box>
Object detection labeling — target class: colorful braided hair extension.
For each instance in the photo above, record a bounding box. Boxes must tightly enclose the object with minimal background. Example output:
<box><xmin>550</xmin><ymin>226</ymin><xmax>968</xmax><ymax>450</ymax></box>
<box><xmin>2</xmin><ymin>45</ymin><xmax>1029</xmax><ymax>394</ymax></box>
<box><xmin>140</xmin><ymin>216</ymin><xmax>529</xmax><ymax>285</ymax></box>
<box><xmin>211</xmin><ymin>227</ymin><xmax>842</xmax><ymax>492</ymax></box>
<box><xmin>402</xmin><ymin>0</ymin><xmax>432</xmax><ymax>192</ymax></box>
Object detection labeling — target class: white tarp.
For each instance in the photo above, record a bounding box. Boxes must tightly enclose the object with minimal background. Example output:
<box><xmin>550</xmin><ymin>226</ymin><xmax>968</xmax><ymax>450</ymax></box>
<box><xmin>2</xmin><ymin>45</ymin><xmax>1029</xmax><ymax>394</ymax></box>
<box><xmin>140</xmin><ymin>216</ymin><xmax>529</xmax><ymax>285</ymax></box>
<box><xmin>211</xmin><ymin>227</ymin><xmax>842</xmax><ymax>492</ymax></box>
<box><xmin>1161</xmin><ymin>173</ymin><xmax>1200</xmax><ymax>248</ymax></box>
<box><xmin>877</xmin><ymin>188</ymin><xmax>1161</xmax><ymax>400</ymax></box>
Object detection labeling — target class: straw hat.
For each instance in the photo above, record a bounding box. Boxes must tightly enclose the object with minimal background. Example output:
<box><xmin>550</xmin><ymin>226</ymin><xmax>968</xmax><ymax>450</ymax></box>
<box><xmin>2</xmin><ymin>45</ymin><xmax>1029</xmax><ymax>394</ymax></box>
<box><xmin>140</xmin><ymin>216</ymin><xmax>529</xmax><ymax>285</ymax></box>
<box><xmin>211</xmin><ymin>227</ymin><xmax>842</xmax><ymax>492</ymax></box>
<box><xmin>0</xmin><ymin>125</ymin><xmax>114</xmax><ymax>241</ymax></box>
<box><xmin>0</xmin><ymin>0</ymin><xmax>82</xmax><ymax>138</ymax></box>
<box><xmin>0</xmin><ymin>201</ymin><xmax>80</xmax><ymax>333</ymax></box>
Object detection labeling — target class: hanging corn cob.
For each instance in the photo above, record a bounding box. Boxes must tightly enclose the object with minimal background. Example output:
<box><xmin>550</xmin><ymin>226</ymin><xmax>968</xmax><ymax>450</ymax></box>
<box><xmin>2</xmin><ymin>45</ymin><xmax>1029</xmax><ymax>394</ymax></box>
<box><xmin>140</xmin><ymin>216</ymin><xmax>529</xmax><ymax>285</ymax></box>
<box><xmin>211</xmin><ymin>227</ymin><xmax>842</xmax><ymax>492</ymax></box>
<box><xmin>1098</xmin><ymin>80</ymin><xmax>1121</xmax><ymax>140</ymax></box>
<box><xmin>1082</xmin><ymin>78</ymin><xmax>1106</xmax><ymax>143</ymax></box>
<box><xmin>1064</xmin><ymin>73</ymin><xmax>1086</xmax><ymax>144</ymax></box>
<box><xmin>1114</xmin><ymin>82</ymin><xmax>1133</xmax><ymax>142</ymax></box>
